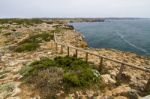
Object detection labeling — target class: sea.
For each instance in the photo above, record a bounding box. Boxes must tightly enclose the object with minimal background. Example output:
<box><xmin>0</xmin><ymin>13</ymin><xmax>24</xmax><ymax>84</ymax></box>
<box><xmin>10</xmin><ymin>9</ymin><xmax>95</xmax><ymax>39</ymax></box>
<box><xmin>71</xmin><ymin>19</ymin><xmax>150</xmax><ymax>56</ymax></box>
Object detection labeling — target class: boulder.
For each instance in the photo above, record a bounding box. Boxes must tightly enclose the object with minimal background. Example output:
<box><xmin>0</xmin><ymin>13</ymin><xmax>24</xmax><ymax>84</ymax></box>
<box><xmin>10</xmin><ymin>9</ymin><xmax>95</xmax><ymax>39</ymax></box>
<box><xmin>101</xmin><ymin>74</ymin><xmax>116</xmax><ymax>85</ymax></box>
<box><xmin>86</xmin><ymin>90</ymin><xmax>94</xmax><ymax>98</ymax></box>
<box><xmin>112</xmin><ymin>85</ymin><xmax>131</xmax><ymax>96</ymax></box>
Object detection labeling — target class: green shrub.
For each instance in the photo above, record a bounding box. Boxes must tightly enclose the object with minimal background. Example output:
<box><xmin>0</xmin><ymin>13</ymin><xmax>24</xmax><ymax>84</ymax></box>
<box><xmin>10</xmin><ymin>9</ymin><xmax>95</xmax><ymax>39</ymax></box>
<box><xmin>20</xmin><ymin>33</ymin><xmax>54</xmax><ymax>44</ymax></box>
<box><xmin>20</xmin><ymin>58</ymin><xmax>57</xmax><ymax>77</ymax></box>
<box><xmin>14</xmin><ymin>43</ymin><xmax>39</xmax><ymax>52</ymax></box>
<box><xmin>15</xmin><ymin>33</ymin><xmax>54</xmax><ymax>52</ymax></box>
<box><xmin>54</xmin><ymin>56</ymin><xmax>75</xmax><ymax>67</ymax></box>
<box><xmin>30</xmin><ymin>58</ymin><xmax>56</xmax><ymax>69</ymax></box>
<box><xmin>21</xmin><ymin>56</ymin><xmax>100</xmax><ymax>86</ymax></box>
<box><xmin>3</xmin><ymin>32</ymin><xmax>11</xmax><ymax>36</ymax></box>
<box><xmin>54</xmin><ymin>56</ymin><xmax>91</xmax><ymax>69</ymax></box>
<box><xmin>64</xmin><ymin>73</ymin><xmax>80</xmax><ymax>86</ymax></box>
<box><xmin>64</xmin><ymin>68</ymin><xmax>99</xmax><ymax>87</ymax></box>
<box><xmin>20</xmin><ymin>56</ymin><xmax>102</xmax><ymax>97</ymax></box>
<box><xmin>19</xmin><ymin>65</ymin><xmax>34</xmax><ymax>77</ymax></box>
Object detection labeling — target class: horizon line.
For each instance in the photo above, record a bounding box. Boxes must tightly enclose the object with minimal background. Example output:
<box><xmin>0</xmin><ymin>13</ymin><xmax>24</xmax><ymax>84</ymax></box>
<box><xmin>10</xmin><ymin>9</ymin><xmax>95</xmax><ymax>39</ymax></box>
<box><xmin>0</xmin><ymin>17</ymin><xmax>150</xmax><ymax>19</ymax></box>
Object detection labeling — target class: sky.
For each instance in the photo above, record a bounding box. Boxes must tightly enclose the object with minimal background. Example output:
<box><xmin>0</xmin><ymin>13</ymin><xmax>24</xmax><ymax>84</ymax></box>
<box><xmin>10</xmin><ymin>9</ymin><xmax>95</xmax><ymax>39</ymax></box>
<box><xmin>0</xmin><ymin>0</ymin><xmax>150</xmax><ymax>18</ymax></box>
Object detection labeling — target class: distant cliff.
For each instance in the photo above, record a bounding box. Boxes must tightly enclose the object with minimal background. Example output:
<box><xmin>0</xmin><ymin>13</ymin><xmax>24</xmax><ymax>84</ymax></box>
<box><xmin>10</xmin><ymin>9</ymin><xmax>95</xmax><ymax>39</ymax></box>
<box><xmin>68</xmin><ymin>18</ymin><xmax>105</xmax><ymax>23</ymax></box>
<box><xmin>44</xmin><ymin>18</ymin><xmax>105</xmax><ymax>23</ymax></box>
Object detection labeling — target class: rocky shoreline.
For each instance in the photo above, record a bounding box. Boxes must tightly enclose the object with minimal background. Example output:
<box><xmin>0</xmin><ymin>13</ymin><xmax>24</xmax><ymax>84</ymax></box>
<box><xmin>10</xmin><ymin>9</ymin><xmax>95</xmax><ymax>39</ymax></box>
<box><xmin>50</xmin><ymin>22</ymin><xmax>150</xmax><ymax>98</ymax></box>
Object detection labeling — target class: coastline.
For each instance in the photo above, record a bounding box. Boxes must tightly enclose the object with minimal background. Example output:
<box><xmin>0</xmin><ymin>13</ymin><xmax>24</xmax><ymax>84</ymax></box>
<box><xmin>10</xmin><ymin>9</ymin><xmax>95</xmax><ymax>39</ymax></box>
<box><xmin>65</xmin><ymin>23</ymin><xmax>150</xmax><ymax>68</ymax></box>
<box><xmin>0</xmin><ymin>20</ymin><xmax>150</xmax><ymax>98</ymax></box>
<box><xmin>56</xmin><ymin>24</ymin><xmax>150</xmax><ymax>98</ymax></box>
<box><xmin>69</xmin><ymin>18</ymin><xmax>150</xmax><ymax>57</ymax></box>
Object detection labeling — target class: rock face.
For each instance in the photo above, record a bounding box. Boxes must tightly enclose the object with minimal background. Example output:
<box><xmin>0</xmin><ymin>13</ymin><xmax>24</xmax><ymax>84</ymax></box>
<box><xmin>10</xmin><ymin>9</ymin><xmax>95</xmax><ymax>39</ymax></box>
<box><xmin>56</xmin><ymin>30</ymin><xmax>88</xmax><ymax>48</ymax></box>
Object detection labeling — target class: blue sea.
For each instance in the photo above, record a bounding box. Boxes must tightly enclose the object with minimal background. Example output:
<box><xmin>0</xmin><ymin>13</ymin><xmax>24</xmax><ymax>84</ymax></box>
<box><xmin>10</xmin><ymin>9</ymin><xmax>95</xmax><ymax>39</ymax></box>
<box><xmin>71</xmin><ymin>19</ymin><xmax>150</xmax><ymax>56</ymax></box>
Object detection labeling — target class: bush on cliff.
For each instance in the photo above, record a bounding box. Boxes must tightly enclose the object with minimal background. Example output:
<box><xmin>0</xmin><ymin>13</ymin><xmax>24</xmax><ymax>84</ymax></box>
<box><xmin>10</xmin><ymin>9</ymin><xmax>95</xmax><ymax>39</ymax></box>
<box><xmin>63</xmin><ymin>68</ymin><xmax>99</xmax><ymax>87</ymax></box>
<box><xmin>53</xmin><ymin>56</ymin><xmax>100</xmax><ymax>88</ymax></box>
<box><xmin>14</xmin><ymin>43</ymin><xmax>39</xmax><ymax>52</ymax></box>
<box><xmin>20</xmin><ymin>33</ymin><xmax>54</xmax><ymax>44</ymax></box>
<box><xmin>14</xmin><ymin>33</ymin><xmax>54</xmax><ymax>52</ymax></box>
<box><xmin>20</xmin><ymin>56</ymin><xmax>102</xmax><ymax>98</ymax></box>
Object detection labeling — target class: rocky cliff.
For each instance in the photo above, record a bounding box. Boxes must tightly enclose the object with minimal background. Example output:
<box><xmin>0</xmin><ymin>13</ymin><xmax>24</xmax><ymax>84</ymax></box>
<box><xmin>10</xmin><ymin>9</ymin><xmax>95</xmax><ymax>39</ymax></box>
<box><xmin>0</xmin><ymin>19</ymin><xmax>150</xmax><ymax>99</ymax></box>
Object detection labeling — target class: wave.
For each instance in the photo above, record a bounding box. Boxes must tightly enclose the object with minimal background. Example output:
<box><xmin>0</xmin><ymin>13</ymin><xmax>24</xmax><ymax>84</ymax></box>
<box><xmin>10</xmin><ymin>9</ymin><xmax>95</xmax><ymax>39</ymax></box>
<box><xmin>116</xmin><ymin>31</ymin><xmax>149</xmax><ymax>54</ymax></box>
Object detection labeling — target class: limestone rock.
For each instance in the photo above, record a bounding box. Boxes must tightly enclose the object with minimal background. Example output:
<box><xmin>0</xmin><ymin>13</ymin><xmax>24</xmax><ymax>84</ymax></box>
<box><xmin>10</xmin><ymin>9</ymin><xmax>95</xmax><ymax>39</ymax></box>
<box><xmin>86</xmin><ymin>90</ymin><xmax>94</xmax><ymax>98</ymax></box>
<box><xmin>101</xmin><ymin>74</ymin><xmax>116</xmax><ymax>85</ymax></box>
<box><xmin>112</xmin><ymin>85</ymin><xmax>131</xmax><ymax>96</ymax></box>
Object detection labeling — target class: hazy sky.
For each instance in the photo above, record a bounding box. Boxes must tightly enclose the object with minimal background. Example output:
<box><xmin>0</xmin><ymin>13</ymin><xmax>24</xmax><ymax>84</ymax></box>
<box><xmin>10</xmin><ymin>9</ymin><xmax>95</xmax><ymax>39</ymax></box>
<box><xmin>0</xmin><ymin>0</ymin><xmax>150</xmax><ymax>18</ymax></box>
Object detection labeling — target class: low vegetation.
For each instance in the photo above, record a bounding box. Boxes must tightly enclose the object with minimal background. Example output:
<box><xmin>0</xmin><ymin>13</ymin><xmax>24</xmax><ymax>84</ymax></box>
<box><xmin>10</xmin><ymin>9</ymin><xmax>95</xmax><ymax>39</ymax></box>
<box><xmin>0</xmin><ymin>82</ymin><xmax>15</xmax><ymax>98</ymax></box>
<box><xmin>0</xmin><ymin>19</ymin><xmax>43</xmax><ymax>25</ymax></box>
<box><xmin>51</xmin><ymin>24</ymin><xmax>74</xmax><ymax>33</ymax></box>
<box><xmin>14</xmin><ymin>43</ymin><xmax>39</xmax><ymax>52</ymax></box>
<box><xmin>3</xmin><ymin>32</ymin><xmax>12</xmax><ymax>36</ymax></box>
<box><xmin>20</xmin><ymin>33</ymin><xmax>54</xmax><ymax>44</ymax></box>
<box><xmin>20</xmin><ymin>56</ymin><xmax>102</xmax><ymax>98</ymax></box>
<box><xmin>14</xmin><ymin>32</ymin><xmax>54</xmax><ymax>52</ymax></box>
<box><xmin>0</xmin><ymin>25</ymin><xmax>9</xmax><ymax>30</ymax></box>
